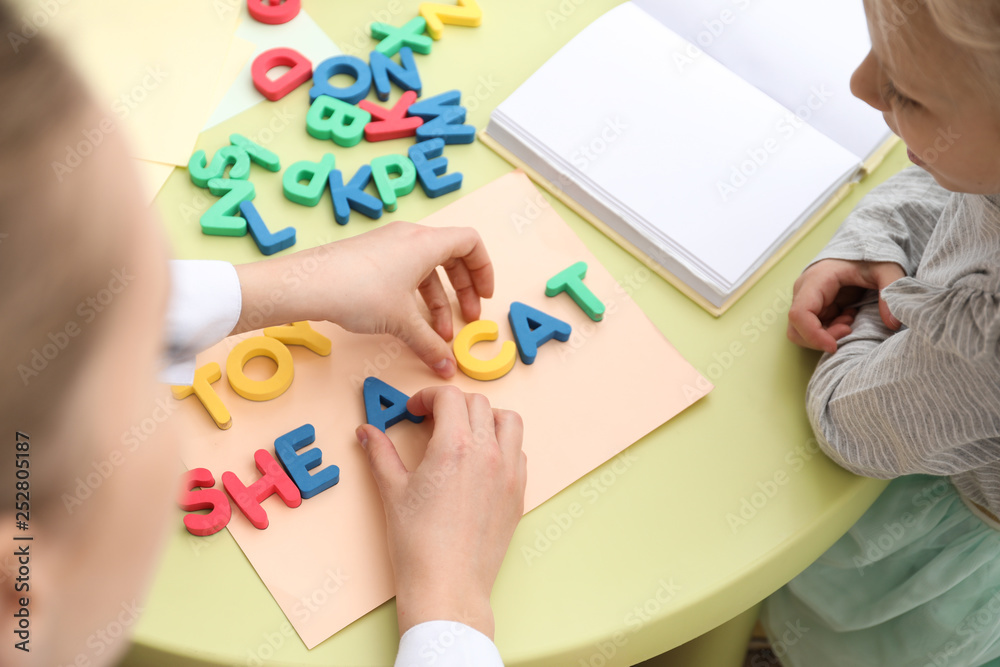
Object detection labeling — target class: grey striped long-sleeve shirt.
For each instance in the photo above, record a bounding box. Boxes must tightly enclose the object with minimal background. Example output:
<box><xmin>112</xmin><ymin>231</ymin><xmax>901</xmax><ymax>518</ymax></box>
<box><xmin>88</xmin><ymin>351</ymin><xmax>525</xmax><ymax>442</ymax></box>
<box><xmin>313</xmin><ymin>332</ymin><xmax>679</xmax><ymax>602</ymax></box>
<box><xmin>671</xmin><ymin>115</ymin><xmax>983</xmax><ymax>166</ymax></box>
<box><xmin>807</xmin><ymin>166</ymin><xmax>1000</xmax><ymax>516</ymax></box>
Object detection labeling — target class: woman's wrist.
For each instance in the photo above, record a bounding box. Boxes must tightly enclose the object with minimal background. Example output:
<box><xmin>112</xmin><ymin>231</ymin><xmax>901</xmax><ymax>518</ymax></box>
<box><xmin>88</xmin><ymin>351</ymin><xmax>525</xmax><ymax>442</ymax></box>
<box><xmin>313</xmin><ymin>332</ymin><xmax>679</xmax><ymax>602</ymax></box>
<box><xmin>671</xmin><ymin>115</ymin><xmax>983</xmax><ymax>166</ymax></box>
<box><xmin>230</xmin><ymin>247</ymin><xmax>344</xmax><ymax>335</ymax></box>
<box><xmin>395</xmin><ymin>585</ymin><xmax>495</xmax><ymax>639</ymax></box>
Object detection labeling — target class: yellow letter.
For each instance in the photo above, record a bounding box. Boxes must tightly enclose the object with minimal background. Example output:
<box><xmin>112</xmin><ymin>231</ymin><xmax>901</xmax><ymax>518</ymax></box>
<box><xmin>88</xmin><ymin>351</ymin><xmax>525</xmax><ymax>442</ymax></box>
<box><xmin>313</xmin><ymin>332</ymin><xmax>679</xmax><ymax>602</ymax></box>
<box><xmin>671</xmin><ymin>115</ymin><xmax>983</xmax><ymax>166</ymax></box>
<box><xmin>172</xmin><ymin>362</ymin><xmax>232</xmax><ymax>430</ymax></box>
<box><xmin>453</xmin><ymin>319</ymin><xmax>516</xmax><ymax>381</ymax></box>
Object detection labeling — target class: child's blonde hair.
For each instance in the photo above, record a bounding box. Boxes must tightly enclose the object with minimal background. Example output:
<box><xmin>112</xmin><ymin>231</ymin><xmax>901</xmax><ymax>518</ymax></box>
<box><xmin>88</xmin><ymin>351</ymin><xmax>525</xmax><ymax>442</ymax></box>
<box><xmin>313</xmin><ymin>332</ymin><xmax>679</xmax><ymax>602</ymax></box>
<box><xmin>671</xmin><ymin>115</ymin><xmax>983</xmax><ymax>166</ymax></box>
<box><xmin>871</xmin><ymin>0</ymin><xmax>1000</xmax><ymax>100</ymax></box>
<box><xmin>925</xmin><ymin>0</ymin><xmax>1000</xmax><ymax>53</ymax></box>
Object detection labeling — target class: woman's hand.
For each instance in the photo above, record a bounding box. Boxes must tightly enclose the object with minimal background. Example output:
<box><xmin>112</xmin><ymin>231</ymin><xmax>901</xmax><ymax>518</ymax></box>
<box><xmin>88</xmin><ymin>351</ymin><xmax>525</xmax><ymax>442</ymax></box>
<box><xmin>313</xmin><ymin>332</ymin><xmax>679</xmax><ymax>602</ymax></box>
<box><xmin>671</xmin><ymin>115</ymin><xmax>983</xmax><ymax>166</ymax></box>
<box><xmin>787</xmin><ymin>259</ymin><xmax>905</xmax><ymax>353</ymax></box>
<box><xmin>356</xmin><ymin>386</ymin><xmax>527</xmax><ymax>639</ymax></box>
<box><xmin>233</xmin><ymin>222</ymin><xmax>495</xmax><ymax>378</ymax></box>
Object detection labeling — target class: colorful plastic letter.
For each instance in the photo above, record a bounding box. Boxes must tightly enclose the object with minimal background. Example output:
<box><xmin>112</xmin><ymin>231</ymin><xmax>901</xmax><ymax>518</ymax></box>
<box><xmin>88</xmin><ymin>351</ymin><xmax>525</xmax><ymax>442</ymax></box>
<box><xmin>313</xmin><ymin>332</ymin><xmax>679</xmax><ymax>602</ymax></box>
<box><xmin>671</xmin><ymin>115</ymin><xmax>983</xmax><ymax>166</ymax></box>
<box><xmin>188</xmin><ymin>146</ymin><xmax>250</xmax><ymax>188</ymax></box>
<box><xmin>309</xmin><ymin>55</ymin><xmax>372</xmax><ymax>105</ymax></box>
<box><xmin>417</xmin><ymin>108</ymin><xmax>474</xmax><ymax>144</ymax></box>
<box><xmin>274</xmin><ymin>424</ymin><xmax>340</xmax><ymax>499</ymax></box>
<box><xmin>247</xmin><ymin>0</ymin><xmax>300</xmax><ymax>24</ymax></box>
<box><xmin>222</xmin><ymin>449</ymin><xmax>302</xmax><ymax>530</ymax></box>
<box><xmin>201</xmin><ymin>179</ymin><xmax>256</xmax><ymax>236</ymax></box>
<box><xmin>408</xmin><ymin>90</ymin><xmax>474</xmax><ymax>144</ymax></box>
<box><xmin>178</xmin><ymin>469</ymin><xmax>232</xmax><ymax>537</ymax></box>
<box><xmin>306</xmin><ymin>95</ymin><xmax>371</xmax><ymax>147</ymax></box>
<box><xmin>363</xmin><ymin>377</ymin><xmax>424</xmax><ymax>433</ymax></box>
<box><xmin>370</xmin><ymin>17</ymin><xmax>433</xmax><ymax>57</ymax></box>
<box><xmin>240</xmin><ymin>200</ymin><xmax>296</xmax><ymax>256</ymax></box>
<box><xmin>359</xmin><ymin>90</ymin><xmax>424</xmax><ymax>142</ymax></box>
<box><xmin>407</xmin><ymin>89</ymin><xmax>462</xmax><ymax>118</ymax></box>
<box><xmin>263</xmin><ymin>321</ymin><xmax>331</xmax><ymax>356</ymax></box>
<box><xmin>369</xmin><ymin>154</ymin><xmax>417</xmax><ymax>212</ymax></box>
<box><xmin>419</xmin><ymin>0</ymin><xmax>483</xmax><ymax>40</ymax></box>
<box><xmin>328</xmin><ymin>165</ymin><xmax>384</xmax><ymax>225</ymax></box>
<box><xmin>507</xmin><ymin>301</ymin><xmax>572</xmax><ymax>365</ymax></box>
<box><xmin>230</xmin><ymin>133</ymin><xmax>281</xmax><ymax>172</ymax></box>
<box><xmin>251</xmin><ymin>47</ymin><xmax>312</xmax><ymax>101</ymax></box>
<box><xmin>453</xmin><ymin>320</ymin><xmax>516</xmax><ymax>381</ymax></box>
<box><xmin>283</xmin><ymin>153</ymin><xmax>335</xmax><ymax>206</ymax></box>
<box><xmin>369</xmin><ymin>47</ymin><xmax>422</xmax><ymax>101</ymax></box>
<box><xmin>409</xmin><ymin>138</ymin><xmax>462</xmax><ymax>198</ymax></box>
<box><xmin>545</xmin><ymin>261</ymin><xmax>605</xmax><ymax>322</ymax></box>
<box><xmin>171</xmin><ymin>362</ymin><xmax>232</xmax><ymax>430</ymax></box>
<box><xmin>226</xmin><ymin>336</ymin><xmax>294</xmax><ymax>401</ymax></box>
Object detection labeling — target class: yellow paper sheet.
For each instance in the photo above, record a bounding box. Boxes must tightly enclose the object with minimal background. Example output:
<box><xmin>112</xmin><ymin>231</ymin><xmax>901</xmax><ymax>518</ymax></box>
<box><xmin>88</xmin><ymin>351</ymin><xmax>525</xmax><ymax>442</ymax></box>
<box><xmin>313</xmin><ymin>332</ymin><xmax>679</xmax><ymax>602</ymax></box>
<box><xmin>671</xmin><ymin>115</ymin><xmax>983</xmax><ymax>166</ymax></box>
<box><xmin>131</xmin><ymin>159</ymin><xmax>175</xmax><ymax>206</ymax></box>
<box><xmin>42</xmin><ymin>0</ymin><xmax>240</xmax><ymax>166</ymax></box>
<box><xmin>175</xmin><ymin>172</ymin><xmax>712</xmax><ymax>649</ymax></box>
<box><xmin>207</xmin><ymin>35</ymin><xmax>258</xmax><ymax>124</ymax></box>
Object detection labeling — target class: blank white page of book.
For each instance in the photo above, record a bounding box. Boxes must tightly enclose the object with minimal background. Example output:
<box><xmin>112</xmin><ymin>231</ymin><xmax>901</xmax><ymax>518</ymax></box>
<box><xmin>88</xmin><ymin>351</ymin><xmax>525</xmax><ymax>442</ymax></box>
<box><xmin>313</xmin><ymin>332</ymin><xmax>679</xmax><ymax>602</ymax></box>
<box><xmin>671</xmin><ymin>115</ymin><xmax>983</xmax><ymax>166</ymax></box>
<box><xmin>496</xmin><ymin>3</ymin><xmax>859</xmax><ymax>287</ymax></box>
<box><xmin>635</xmin><ymin>0</ymin><xmax>887</xmax><ymax>160</ymax></box>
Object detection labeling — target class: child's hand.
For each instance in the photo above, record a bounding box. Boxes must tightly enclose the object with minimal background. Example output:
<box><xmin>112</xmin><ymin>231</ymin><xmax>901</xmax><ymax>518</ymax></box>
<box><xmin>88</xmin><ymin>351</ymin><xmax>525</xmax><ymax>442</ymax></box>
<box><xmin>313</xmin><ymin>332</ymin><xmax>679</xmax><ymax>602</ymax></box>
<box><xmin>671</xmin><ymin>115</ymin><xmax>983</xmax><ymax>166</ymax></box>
<box><xmin>787</xmin><ymin>259</ymin><xmax>905</xmax><ymax>353</ymax></box>
<box><xmin>234</xmin><ymin>222</ymin><xmax>494</xmax><ymax>378</ymax></box>
<box><xmin>356</xmin><ymin>386</ymin><xmax>527</xmax><ymax>640</ymax></box>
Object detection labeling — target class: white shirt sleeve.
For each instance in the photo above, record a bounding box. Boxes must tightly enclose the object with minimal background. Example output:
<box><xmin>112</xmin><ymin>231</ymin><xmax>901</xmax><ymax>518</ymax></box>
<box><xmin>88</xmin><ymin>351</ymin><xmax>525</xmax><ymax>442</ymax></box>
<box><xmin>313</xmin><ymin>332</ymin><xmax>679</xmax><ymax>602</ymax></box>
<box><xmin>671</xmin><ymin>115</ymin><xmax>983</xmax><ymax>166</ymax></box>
<box><xmin>394</xmin><ymin>621</ymin><xmax>504</xmax><ymax>667</ymax></box>
<box><xmin>158</xmin><ymin>260</ymin><xmax>242</xmax><ymax>385</ymax></box>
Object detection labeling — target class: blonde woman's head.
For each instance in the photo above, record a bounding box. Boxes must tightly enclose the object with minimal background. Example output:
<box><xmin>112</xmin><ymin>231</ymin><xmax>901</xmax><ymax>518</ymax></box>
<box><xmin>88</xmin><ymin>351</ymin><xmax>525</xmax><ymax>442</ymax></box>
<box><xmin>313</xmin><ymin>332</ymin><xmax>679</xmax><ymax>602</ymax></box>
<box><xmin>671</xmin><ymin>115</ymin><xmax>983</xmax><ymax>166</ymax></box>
<box><xmin>0</xmin><ymin>2</ymin><xmax>178</xmax><ymax>665</ymax></box>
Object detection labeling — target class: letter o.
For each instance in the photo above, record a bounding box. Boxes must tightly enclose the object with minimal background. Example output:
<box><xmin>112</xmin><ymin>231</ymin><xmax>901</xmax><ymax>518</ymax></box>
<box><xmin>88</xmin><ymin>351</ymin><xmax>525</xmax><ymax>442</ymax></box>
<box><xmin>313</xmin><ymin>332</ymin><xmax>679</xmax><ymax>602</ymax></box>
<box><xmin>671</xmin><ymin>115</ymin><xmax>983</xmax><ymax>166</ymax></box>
<box><xmin>226</xmin><ymin>336</ymin><xmax>294</xmax><ymax>401</ymax></box>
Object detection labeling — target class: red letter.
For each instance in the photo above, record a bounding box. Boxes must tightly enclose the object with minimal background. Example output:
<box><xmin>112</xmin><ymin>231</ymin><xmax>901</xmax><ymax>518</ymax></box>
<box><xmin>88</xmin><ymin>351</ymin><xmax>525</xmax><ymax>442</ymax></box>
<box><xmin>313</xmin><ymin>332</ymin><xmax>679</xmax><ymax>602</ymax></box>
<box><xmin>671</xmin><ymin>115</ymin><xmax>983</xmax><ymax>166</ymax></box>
<box><xmin>252</xmin><ymin>47</ymin><xmax>312</xmax><ymax>102</ymax></box>
<box><xmin>247</xmin><ymin>0</ymin><xmax>300</xmax><ymax>25</ymax></box>
<box><xmin>359</xmin><ymin>90</ymin><xmax>424</xmax><ymax>142</ymax></box>
<box><xmin>178</xmin><ymin>468</ymin><xmax>232</xmax><ymax>537</ymax></box>
<box><xmin>222</xmin><ymin>450</ymin><xmax>302</xmax><ymax>529</ymax></box>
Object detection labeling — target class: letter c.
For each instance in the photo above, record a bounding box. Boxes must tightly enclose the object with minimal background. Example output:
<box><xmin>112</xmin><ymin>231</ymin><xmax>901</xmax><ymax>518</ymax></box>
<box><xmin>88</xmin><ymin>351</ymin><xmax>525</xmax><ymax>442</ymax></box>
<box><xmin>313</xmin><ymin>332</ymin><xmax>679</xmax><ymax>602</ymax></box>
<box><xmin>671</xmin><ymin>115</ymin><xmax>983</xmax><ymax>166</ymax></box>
<box><xmin>453</xmin><ymin>320</ymin><xmax>517</xmax><ymax>381</ymax></box>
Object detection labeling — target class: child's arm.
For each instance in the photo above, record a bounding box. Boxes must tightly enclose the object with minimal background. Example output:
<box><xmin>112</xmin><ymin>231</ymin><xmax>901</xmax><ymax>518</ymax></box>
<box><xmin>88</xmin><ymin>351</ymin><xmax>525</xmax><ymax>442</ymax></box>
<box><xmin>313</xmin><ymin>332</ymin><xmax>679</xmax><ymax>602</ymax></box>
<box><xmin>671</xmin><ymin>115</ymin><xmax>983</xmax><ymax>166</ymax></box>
<box><xmin>232</xmin><ymin>222</ymin><xmax>493</xmax><ymax>378</ymax></box>
<box><xmin>788</xmin><ymin>166</ymin><xmax>952</xmax><ymax>352</ymax></box>
<box><xmin>806</xmin><ymin>278</ymin><xmax>1000</xmax><ymax>479</ymax></box>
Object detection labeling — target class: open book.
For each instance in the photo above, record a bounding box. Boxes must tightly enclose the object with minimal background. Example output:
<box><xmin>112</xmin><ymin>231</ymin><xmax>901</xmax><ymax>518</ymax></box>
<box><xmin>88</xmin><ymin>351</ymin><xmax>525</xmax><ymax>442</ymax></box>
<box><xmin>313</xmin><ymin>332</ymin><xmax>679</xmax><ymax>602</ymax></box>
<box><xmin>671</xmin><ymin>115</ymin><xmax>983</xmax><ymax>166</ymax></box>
<box><xmin>481</xmin><ymin>1</ymin><xmax>894</xmax><ymax>315</ymax></box>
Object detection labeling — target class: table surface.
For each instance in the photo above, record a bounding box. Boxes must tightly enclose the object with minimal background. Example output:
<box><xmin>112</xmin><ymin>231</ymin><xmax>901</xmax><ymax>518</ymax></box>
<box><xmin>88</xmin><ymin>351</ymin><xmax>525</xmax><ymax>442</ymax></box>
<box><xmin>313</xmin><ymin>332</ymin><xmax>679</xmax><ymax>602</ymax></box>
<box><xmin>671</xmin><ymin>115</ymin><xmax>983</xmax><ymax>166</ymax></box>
<box><xmin>132</xmin><ymin>1</ymin><xmax>900</xmax><ymax>664</ymax></box>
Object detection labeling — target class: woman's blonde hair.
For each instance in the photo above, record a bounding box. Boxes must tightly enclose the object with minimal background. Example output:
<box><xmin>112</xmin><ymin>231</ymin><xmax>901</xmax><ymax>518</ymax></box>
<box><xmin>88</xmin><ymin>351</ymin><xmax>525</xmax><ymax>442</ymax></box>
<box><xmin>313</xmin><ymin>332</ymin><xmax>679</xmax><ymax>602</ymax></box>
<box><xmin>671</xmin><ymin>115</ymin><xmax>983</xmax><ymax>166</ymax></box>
<box><xmin>0</xmin><ymin>1</ymin><xmax>125</xmax><ymax>502</ymax></box>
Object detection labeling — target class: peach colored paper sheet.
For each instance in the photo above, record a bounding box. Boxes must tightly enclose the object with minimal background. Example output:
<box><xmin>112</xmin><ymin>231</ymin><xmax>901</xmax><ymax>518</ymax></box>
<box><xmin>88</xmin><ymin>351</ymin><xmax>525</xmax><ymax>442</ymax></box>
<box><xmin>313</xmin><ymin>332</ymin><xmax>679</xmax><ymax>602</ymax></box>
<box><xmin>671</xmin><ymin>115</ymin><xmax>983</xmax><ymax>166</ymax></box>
<box><xmin>176</xmin><ymin>172</ymin><xmax>711</xmax><ymax>649</ymax></box>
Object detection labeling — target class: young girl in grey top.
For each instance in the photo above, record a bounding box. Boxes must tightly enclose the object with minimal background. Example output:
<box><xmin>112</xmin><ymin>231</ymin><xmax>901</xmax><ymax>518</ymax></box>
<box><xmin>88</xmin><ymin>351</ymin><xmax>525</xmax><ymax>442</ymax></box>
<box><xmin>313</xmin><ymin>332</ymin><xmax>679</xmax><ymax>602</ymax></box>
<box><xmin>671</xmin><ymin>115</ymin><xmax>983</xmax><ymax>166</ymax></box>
<box><xmin>770</xmin><ymin>1</ymin><xmax>1000</xmax><ymax>664</ymax></box>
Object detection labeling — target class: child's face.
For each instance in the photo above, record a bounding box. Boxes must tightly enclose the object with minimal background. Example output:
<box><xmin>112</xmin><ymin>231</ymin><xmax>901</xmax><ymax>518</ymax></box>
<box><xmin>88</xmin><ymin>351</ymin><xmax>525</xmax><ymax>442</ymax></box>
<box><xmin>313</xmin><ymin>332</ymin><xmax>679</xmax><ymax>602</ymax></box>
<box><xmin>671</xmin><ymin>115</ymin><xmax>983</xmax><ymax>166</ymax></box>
<box><xmin>853</xmin><ymin>0</ymin><xmax>1000</xmax><ymax>194</ymax></box>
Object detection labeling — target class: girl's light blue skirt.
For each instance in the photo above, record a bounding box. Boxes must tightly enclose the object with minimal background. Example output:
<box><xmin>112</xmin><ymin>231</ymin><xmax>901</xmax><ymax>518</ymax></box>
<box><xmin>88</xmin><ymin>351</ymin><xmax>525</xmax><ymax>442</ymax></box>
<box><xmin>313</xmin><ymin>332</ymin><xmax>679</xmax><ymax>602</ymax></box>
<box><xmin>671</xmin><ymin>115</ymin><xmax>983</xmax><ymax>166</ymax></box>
<box><xmin>762</xmin><ymin>475</ymin><xmax>1000</xmax><ymax>667</ymax></box>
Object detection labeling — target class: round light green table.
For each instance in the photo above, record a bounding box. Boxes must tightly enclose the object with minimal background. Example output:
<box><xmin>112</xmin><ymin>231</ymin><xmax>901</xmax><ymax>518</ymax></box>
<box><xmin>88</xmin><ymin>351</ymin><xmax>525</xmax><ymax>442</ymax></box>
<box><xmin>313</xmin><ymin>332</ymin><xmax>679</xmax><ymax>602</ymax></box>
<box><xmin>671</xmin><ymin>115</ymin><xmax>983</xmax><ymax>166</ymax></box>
<box><xmin>124</xmin><ymin>2</ymin><xmax>903</xmax><ymax>664</ymax></box>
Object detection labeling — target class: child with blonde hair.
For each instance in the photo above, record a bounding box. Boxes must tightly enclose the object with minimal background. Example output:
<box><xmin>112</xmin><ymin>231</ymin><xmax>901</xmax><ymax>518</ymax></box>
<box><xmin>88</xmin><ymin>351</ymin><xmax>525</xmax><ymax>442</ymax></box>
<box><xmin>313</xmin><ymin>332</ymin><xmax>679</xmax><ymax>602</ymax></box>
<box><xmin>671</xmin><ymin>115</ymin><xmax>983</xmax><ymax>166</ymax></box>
<box><xmin>774</xmin><ymin>0</ymin><xmax>1000</xmax><ymax>664</ymax></box>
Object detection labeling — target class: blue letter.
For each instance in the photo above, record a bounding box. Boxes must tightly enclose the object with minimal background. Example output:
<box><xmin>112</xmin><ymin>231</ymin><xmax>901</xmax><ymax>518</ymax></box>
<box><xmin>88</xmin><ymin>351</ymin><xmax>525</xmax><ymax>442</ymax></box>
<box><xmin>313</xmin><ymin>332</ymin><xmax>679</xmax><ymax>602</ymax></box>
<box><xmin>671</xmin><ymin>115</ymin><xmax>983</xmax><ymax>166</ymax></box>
<box><xmin>508</xmin><ymin>301</ymin><xmax>572</xmax><ymax>365</ymax></box>
<box><xmin>274</xmin><ymin>424</ymin><xmax>340</xmax><ymax>500</ymax></box>
<box><xmin>363</xmin><ymin>377</ymin><xmax>424</xmax><ymax>432</ymax></box>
